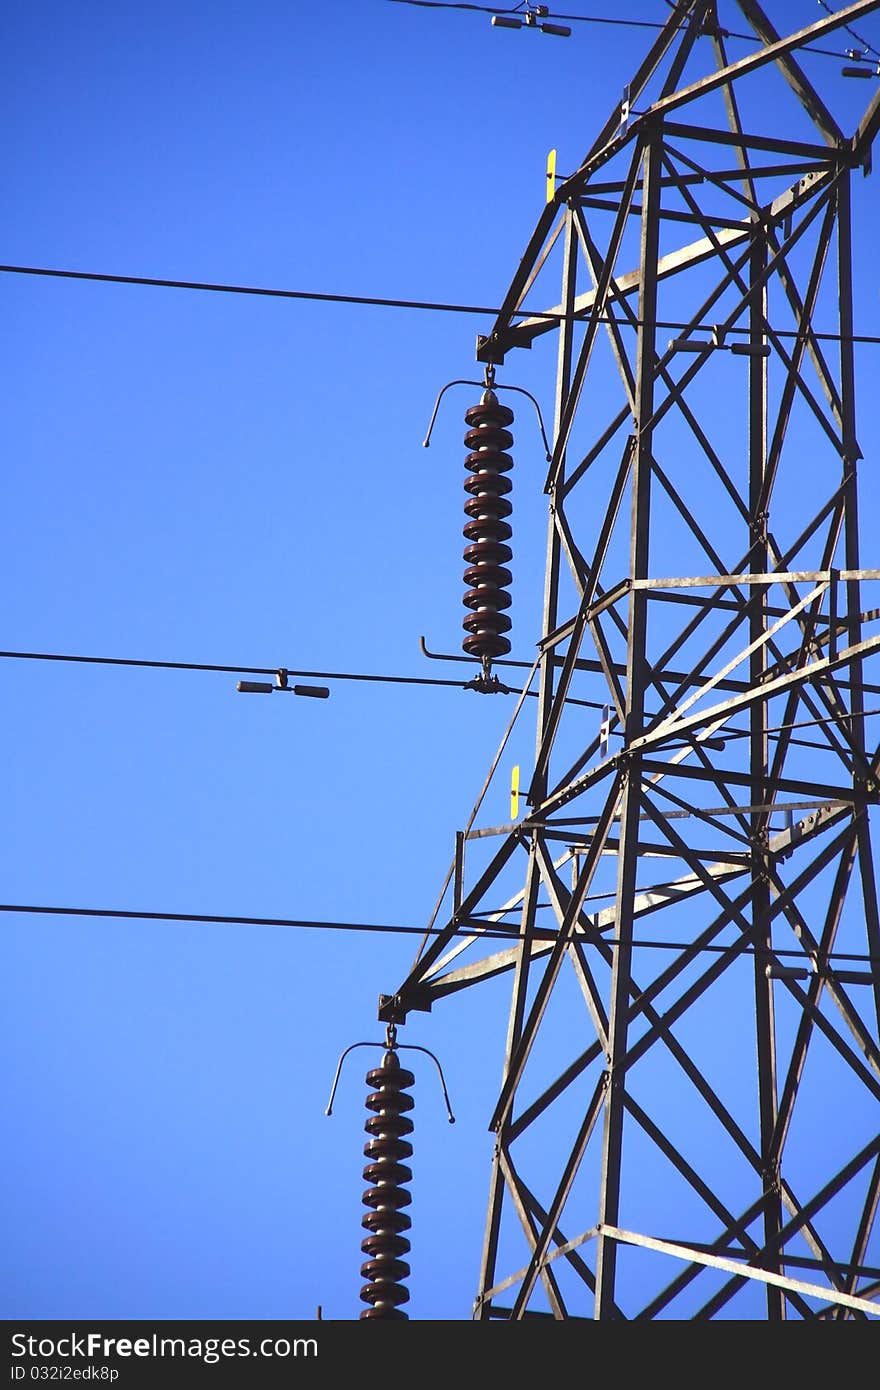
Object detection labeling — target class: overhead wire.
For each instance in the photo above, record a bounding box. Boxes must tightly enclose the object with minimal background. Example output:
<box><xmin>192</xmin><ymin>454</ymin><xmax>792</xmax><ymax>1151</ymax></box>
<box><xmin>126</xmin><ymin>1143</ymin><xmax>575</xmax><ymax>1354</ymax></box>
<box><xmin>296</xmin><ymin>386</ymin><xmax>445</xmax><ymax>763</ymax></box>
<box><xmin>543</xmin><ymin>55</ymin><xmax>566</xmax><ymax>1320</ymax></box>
<box><xmin>2</xmin><ymin>900</ymin><xmax>877</xmax><ymax>964</ymax></box>
<box><xmin>0</xmin><ymin>262</ymin><xmax>511</xmax><ymax>318</ymax></box>
<box><xmin>0</xmin><ymin>647</ymin><xmax>485</xmax><ymax>691</ymax></box>
<box><xmin>385</xmin><ymin>0</ymin><xmax>870</xmax><ymax>59</ymax></box>
<box><xmin>6</xmin><ymin>649</ymin><xmax>879</xmax><ymax>727</ymax></box>
<box><xmin>817</xmin><ymin>0</ymin><xmax>880</xmax><ymax>59</ymax></box>
<box><xmin>4</xmin><ymin>5</ymin><xmax>879</xmax><ymax>985</ymax></box>
<box><xmin>386</xmin><ymin>0</ymin><xmax>705</xmax><ymax>27</ymax></box>
<box><xmin>0</xmin><ymin>647</ymin><xmax>606</xmax><ymax>709</ymax></box>
<box><xmin>2</xmin><ymin>264</ymin><xmax>880</xmax><ymax>346</ymax></box>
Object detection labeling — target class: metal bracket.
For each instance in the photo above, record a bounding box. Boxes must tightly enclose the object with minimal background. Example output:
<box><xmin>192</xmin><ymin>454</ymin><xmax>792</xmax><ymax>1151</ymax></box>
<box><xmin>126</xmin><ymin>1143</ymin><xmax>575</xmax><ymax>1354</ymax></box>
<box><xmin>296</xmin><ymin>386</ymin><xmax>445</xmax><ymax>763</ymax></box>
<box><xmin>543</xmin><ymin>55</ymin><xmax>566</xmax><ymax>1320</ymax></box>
<box><xmin>419</xmin><ymin>634</ymin><xmax>533</xmax><ymax>671</ymax></box>
<box><xmin>377</xmin><ymin>988</ymin><xmax>433</xmax><ymax>1023</ymax></box>
<box><xmin>476</xmin><ymin>333</ymin><xmax>508</xmax><ymax>366</ymax></box>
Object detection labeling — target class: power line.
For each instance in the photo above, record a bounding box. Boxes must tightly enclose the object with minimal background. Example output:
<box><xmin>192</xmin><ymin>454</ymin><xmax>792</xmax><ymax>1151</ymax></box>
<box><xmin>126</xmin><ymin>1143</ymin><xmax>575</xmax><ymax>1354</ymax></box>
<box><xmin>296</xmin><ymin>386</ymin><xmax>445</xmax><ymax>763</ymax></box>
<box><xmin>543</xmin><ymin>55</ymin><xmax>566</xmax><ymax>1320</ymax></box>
<box><xmin>2</xmin><ymin>900</ymin><xmax>877</xmax><ymax>964</ymax></box>
<box><xmin>0</xmin><ymin>646</ymin><xmax>476</xmax><ymax>691</ymax></box>
<box><xmin>0</xmin><ymin>646</ymin><xmax>605</xmax><ymax>709</ymax></box>
<box><xmin>385</xmin><ymin>0</ymin><xmax>862</xmax><ymax>58</ymax></box>
<box><xmin>3</xmin><ymin>263</ymin><xmax>880</xmax><ymax>346</ymax></box>
<box><xmin>0</xmin><ymin>901</ymin><xmax>465</xmax><ymax>940</ymax></box>
<box><xmin>818</xmin><ymin>0</ymin><xmax>880</xmax><ymax>60</ymax></box>
<box><xmin>387</xmin><ymin>0</ymin><xmax>695</xmax><ymax>27</ymax></box>
<box><xmin>0</xmin><ymin>262</ymin><xmax>517</xmax><ymax>320</ymax></box>
<box><xmin>15</xmin><ymin>648</ymin><xmax>879</xmax><ymax>729</ymax></box>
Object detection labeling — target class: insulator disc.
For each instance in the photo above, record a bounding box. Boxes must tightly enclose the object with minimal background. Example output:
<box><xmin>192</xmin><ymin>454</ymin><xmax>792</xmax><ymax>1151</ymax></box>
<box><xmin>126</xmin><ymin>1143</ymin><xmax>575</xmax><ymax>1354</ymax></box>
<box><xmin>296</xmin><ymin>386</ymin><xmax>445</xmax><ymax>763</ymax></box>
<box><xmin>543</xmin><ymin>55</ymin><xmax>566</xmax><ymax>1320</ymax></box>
<box><xmin>464</xmin><ymin>471</ymin><xmax>512</xmax><ymax>498</ymax></box>
<box><xmin>364</xmin><ymin>1112</ymin><xmax>414</xmax><ymax>1138</ymax></box>
<box><xmin>463</xmin><ymin>609</ymin><xmax>512</xmax><ymax>636</ymax></box>
<box><xmin>464</xmin><ymin>586</ymin><xmax>512</xmax><ymax>612</ymax></box>
<box><xmin>360</xmin><ymin>1257</ymin><xmax>411</xmax><ymax>1284</ymax></box>
<box><xmin>362</xmin><ymin>1207</ymin><xmax>412</xmax><ymax>1235</ymax></box>
<box><xmin>361</xmin><ymin>1232</ymin><xmax>411</xmax><ymax>1258</ymax></box>
<box><xmin>463</xmin><ymin>561</ymin><xmax>512</xmax><ymax>590</ymax></box>
<box><xmin>365</xmin><ymin>1062</ymin><xmax>415</xmax><ymax>1090</ymax></box>
<box><xmin>364</xmin><ymin>1136</ymin><xmax>414</xmax><ymax>1161</ymax></box>
<box><xmin>463</xmin><ymin>539</ymin><xmax>513</xmax><ymax>568</ymax></box>
<box><xmin>360</xmin><ymin>1281</ymin><xmax>410</xmax><ymax>1307</ymax></box>
<box><xmin>358</xmin><ymin>1295</ymin><xmax>411</xmax><ymax>1317</ymax></box>
<box><xmin>464</xmin><ymin>399</ymin><xmax>514</xmax><ymax>429</ymax></box>
<box><xmin>365</xmin><ymin>1088</ymin><xmax>415</xmax><ymax>1115</ymax></box>
<box><xmin>362</xmin><ymin>1160</ymin><xmax>413</xmax><ymax>1188</ymax></box>
<box><xmin>464</xmin><ymin>424</ymin><xmax>513</xmax><ymax>454</ymax></box>
<box><xmin>362</xmin><ymin>1184</ymin><xmax>413</xmax><ymax>1211</ymax></box>
<box><xmin>463</xmin><ymin>517</ymin><xmax>513</xmax><ymax>546</ymax></box>
<box><xmin>464</xmin><ymin>475</ymin><xmax>512</xmax><ymax>500</ymax></box>
<box><xmin>464</xmin><ymin>632</ymin><xmax>512</xmax><ymax>659</ymax></box>
<box><xmin>463</xmin><ymin>493</ymin><xmax>512</xmax><ymax>521</ymax></box>
<box><xmin>465</xmin><ymin>450</ymin><xmax>513</xmax><ymax>475</ymax></box>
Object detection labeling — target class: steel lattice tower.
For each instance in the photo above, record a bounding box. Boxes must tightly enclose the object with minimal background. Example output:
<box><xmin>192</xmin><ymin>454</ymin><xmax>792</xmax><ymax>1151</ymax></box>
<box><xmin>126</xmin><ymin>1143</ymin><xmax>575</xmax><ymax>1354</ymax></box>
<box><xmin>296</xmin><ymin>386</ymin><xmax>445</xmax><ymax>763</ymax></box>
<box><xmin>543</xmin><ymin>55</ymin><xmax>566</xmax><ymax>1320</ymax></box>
<box><xmin>380</xmin><ymin>0</ymin><xmax>880</xmax><ymax>1318</ymax></box>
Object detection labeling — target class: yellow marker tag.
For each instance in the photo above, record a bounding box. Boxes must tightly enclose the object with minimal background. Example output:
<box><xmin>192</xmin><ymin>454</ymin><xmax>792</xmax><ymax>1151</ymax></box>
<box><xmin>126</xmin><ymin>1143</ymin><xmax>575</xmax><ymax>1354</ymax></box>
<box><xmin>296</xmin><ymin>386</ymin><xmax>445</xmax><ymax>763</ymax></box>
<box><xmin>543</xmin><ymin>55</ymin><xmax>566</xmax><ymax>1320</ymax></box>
<box><xmin>546</xmin><ymin>148</ymin><xmax>557</xmax><ymax>204</ymax></box>
<box><xmin>510</xmin><ymin>765</ymin><xmax>521</xmax><ymax>820</ymax></box>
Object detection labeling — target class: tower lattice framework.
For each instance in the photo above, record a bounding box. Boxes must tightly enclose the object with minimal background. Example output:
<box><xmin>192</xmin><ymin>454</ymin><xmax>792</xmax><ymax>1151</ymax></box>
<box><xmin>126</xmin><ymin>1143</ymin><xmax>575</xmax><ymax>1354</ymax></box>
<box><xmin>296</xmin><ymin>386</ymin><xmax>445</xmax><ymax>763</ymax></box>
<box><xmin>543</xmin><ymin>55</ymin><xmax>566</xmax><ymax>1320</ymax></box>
<box><xmin>381</xmin><ymin>0</ymin><xmax>880</xmax><ymax>1319</ymax></box>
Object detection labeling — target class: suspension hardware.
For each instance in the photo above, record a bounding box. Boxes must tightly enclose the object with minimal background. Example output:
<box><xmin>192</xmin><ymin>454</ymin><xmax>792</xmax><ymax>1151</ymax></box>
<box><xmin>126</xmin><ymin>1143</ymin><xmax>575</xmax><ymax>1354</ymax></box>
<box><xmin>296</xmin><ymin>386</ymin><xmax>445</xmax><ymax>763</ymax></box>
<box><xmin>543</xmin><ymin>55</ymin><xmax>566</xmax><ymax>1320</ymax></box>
<box><xmin>325</xmin><ymin>1028</ymin><xmax>455</xmax><ymax>1319</ymax></box>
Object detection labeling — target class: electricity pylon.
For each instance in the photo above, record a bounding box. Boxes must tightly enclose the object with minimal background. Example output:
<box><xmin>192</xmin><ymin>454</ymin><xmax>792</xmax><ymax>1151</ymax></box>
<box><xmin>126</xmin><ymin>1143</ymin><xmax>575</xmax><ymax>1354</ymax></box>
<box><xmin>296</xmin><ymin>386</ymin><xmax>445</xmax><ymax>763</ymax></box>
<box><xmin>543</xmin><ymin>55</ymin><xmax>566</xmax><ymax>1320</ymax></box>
<box><xmin>382</xmin><ymin>0</ymin><xmax>880</xmax><ymax>1318</ymax></box>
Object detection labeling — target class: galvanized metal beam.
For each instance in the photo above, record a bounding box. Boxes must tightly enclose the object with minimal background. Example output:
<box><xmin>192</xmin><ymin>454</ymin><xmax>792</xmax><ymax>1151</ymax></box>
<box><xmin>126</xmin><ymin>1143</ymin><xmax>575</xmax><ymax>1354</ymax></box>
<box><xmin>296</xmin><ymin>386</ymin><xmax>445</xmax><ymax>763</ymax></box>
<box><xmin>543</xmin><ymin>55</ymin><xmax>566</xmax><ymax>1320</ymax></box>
<box><xmin>599</xmin><ymin>1225</ymin><xmax>880</xmax><ymax>1316</ymax></box>
<box><xmin>615</xmin><ymin>2</ymin><xmax>880</xmax><ymax>133</ymax></box>
<box><xmin>382</xmin><ymin>8</ymin><xmax>880</xmax><ymax>1319</ymax></box>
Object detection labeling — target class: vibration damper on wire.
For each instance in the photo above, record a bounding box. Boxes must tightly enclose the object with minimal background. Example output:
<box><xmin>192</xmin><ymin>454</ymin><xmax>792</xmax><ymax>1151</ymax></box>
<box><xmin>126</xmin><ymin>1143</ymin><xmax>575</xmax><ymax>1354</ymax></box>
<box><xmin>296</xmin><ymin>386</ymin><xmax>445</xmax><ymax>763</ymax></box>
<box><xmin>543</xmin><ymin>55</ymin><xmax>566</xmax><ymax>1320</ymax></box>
<box><xmin>236</xmin><ymin>668</ymin><xmax>330</xmax><ymax>698</ymax></box>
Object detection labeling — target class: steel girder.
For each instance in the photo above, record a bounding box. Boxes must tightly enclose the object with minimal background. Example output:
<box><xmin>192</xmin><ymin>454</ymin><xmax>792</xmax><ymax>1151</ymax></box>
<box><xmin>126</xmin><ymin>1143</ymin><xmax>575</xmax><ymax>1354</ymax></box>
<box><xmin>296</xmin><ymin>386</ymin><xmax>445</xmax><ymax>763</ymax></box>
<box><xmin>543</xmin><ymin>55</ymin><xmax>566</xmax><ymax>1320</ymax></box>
<box><xmin>382</xmin><ymin>0</ymin><xmax>880</xmax><ymax>1318</ymax></box>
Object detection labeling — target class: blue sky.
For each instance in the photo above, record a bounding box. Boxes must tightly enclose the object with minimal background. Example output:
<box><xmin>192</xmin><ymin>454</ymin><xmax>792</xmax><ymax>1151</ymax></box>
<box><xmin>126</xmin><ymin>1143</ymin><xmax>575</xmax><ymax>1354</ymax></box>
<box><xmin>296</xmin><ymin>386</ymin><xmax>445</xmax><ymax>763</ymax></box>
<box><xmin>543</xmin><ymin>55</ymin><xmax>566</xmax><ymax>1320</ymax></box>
<box><xmin>3</xmin><ymin>0</ymin><xmax>880</xmax><ymax>1323</ymax></box>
